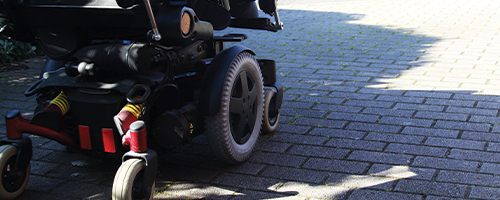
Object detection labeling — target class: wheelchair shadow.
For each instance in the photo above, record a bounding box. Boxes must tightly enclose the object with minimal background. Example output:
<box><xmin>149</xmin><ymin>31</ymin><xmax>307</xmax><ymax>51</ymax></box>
<box><xmin>153</xmin><ymin>4</ymin><xmax>500</xmax><ymax>200</ymax></box>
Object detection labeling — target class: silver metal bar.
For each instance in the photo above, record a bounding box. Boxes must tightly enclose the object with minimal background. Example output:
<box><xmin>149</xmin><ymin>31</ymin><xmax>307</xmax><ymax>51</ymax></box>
<box><xmin>142</xmin><ymin>0</ymin><xmax>161</xmax><ymax>41</ymax></box>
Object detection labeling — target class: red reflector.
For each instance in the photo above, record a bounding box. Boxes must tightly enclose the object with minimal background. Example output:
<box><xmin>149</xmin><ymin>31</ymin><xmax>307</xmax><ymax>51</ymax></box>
<box><xmin>102</xmin><ymin>128</ymin><xmax>116</xmax><ymax>153</ymax></box>
<box><xmin>78</xmin><ymin>125</ymin><xmax>91</xmax><ymax>150</ymax></box>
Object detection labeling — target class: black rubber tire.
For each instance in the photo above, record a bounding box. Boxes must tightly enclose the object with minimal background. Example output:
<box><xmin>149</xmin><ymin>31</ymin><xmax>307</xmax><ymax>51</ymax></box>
<box><xmin>205</xmin><ymin>52</ymin><xmax>264</xmax><ymax>164</ymax></box>
<box><xmin>0</xmin><ymin>145</ymin><xmax>30</xmax><ymax>200</ymax></box>
<box><xmin>261</xmin><ymin>90</ymin><xmax>280</xmax><ymax>134</ymax></box>
<box><xmin>112</xmin><ymin>159</ymin><xmax>154</xmax><ymax>200</ymax></box>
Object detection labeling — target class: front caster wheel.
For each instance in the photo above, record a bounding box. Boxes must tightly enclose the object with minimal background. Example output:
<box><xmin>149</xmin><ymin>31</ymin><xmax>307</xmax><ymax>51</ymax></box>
<box><xmin>262</xmin><ymin>90</ymin><xmax>280</xmax><ymax>134</ymax></box>
<box><xmin>205</xmin><ymin>52</ymin><xmax>264</xmax><ymax>164</ymax></box>
<box><xmin>0</xmin><ymin>145</ymin><xmax>30</xmax><ymax>200</ymax></box>
<box><xmin>112</xmin><ymin>159</ymin><xmax>154</xmax><ymax>200</ymax></box>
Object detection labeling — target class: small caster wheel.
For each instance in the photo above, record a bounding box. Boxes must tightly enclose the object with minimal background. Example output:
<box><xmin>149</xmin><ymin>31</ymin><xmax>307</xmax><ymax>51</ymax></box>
<box><xmin>262</xmin><ymin>89</ymin><xmax>280</xmax><ymax>134</ymax></box>
<box><xmin>112</xmin><ymin>159</ymin><xmax>154</xmax><ymax>200</ymax></box>
<box><xmin>0</xmin><ymin>145</ymin><xmax>30</xmax><ymax>200</ymax></box>
<box><xmin>205</xmin><ymin>52</ymin><xmax>264</xmax><ymax>164</ymax></box>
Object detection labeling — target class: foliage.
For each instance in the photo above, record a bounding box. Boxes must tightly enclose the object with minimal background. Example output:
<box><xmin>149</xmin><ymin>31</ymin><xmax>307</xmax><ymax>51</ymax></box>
<box><xmin>0</xmin><ymin>18</ymin><xmax>37</xmax><ymax>64</ymax></box>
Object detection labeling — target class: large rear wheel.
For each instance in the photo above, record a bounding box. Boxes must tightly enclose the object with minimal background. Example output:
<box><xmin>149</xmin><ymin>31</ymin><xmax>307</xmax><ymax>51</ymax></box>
<box><xmin>205</xmin><ymin>52</ymin><xmax>264</xmax><ymax>164</ymax></box>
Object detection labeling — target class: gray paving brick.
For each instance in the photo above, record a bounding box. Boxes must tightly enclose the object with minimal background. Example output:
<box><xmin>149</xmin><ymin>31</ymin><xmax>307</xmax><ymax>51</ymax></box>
<box><xmin>476</xmin><ymin>101</ymin><xmax>500</xmax><ymax>109</ymax></box>
<box><xmin>308</xmin><ymin>127</ymin><xmax>366</xmax><ymax>139</ymax></box>
<box><xmin>348</xmin><ymin>150</ymin><xmax>412</xmax><ymax>165</ymax></box>
<box><xmin>367</xmin><ymin>164</ymin><xmax>436</xmax><ymax>180</ymax></box>
<box><xmin>326</xmin><ymin>112</ymin><xmax>380</xmax><ymax>123</ymax></box>
<box><xmin>394</xmin><ymin>102</ymin><xmax>446</xmax><ymax>112</ymax></box>
<box><xmin>294</xmin><ymin>96</ymin><xmax>344</xmax><ymax>105</ymax></box>
<box><xmin>312</xmin><ymin>104</ymin><xmax>364</xmax><ymax>114</ymax></box>
<box><xmin>436</xmin><ymin>170</ymin><xmax>500</xmax><ymax>187</ymax></box>
<box><xmin>348</xmin><ymin>189</ymin><xmax>423</xmax><ymax>200</ymax></box>
<box><xmin>460</xmin><ymin>131</ymin><xmax>500</xmax><ymax>142</ymax></box>
<box><xmin>325</xmin><ymin>138</ymin><xmax>386</xmax><ymax>151</ymax></box>
<box><xmin>286</xmin><ymin>145</ymin><xmax>349</xmax><ymax>159</ymax></box>
<box><xmin>281</xmin><ymin>108</ymin><xmax>329</xmax><ymax>118</ymax></box>
<box><xmin>469</xmin><ymin>186</ymin><xmax>500</xmax><ymax>200</ymax></box>
<box><xmin>268</xmin><ymin>132</ymin><xmax>327</xmax><ymax>145</ymax></box>
<box><xmin>344</xmin><ymin>99</ymin><xmax>395</xmax><ymax>108</ymax></box>
<box><xmin>469</xmin><ymin>115</ymin><xmax>500</xmax><ymax>124</ymax></box>
<box><xmin>260</xmin><ymin>166</ymin><xmax>329</xmax><ymax>184</ymax></box>
<box><xmin>365</xmin><ymin>132</ymin><xmax>425</xmax><ymax>144</ymax></box>
<box><xmin>412</xmin><ymin>156</ymin><xmax>479</xmax><ymax>172</ymax></box>
<box><xmin>326</xmin><ymin>173</ymin><xmax>397</xmax><ymax>190</ymax></box>
<box><xmin>357</xmin><ymin>88</ymin><xmax>405</xmax><ymax>96</ymax></box>
<box><xmin>404</xmin><ymin>91</ymin><xmax>453</xmax><ymax>99</ymax></box>
<box><xmin>487</xmin><ymin>142</ymin><xmax>500</xmax><ymax>152</ymax></box>
<box><xmin>394</xmin><ymin>179</ymin><xmax>468</xmax><ymax>198</ymax></box>
<box><xmin>376</xmin><ymin>95</ymin><xmax>425</xmax><ymax>104</ymax></box>
<box><xmin>480</xmin><ymin>162</ymin><xmax>500</xmax><ymax>175</ymax></box>
<box><xmin>434</xmin><ymin>121</ymin><xmax>491</xmax><ymax>132</ymax></box>
<box><xmin>425</xmin><ymin>137</ymin><xmax>486</xmax><ymax>150</ymax></box>
<box><xmin>213</xmin><ymin>173</ymin><xmax>281</xmax><ymax>191</ymax></box>
<box><xmin>329</xmin><ymin>91</ymin><xmax>377</xmax><ymax>100</ymax></box>
<box><xmin>425</xmin><ymin>196</ymin><xmax>466</xmax><ymax>200</ymax></box>
<box><xmin>249</xmin><ymin>152</ymin><xmax>307</xmax><ymax>167</ymax></box>
<box><xmin>425</xmin><ymin>98</ymin><xmax>475</xmax><ymax>107</ymax></box>
<box><xmin>346</xmin><ymin>122</ymin><xmax>402</xmax><ymax>133</ymax></box>
<box><xmin>276</xmin><ymin>124</ymin><xmax>311</xmax><ymax>134</ymax></box>
<box><xmin>362</xmin><ymin>107</ymin><xmax>415</xmax><ymax>117</ymax></box>
<box><xmin>303</xmin><ymin>158</ymin><xmax>370</xmax><ymax>174</ymax></box>
<box><xmin>293</xmin><ymin>117</ymin><xmax>347</xmax><ymax>128</ymax></box>
<box><xmin>255</xmin><ymin>141</ymin><xmax>292</xmax><ymax>153</ymax></box>
<box><xmin>385</xmin><ymin>143</ymin><xmax>447</xmax><ymax>157</ymax></box>
<box><xmin>273</xmin><ymin>181</ymin><xmax>349</xmax><ymax>199</ymax></box>
<box><xmin>378</xmin><ymin>116</ymin><xmax>434</xmax><ymax>127</ymax></box>
<box><xmin>446</xmin><ymin>106</ymin><xmax>498</xmax><ymax>116</ymax></box>
<box><xmin>414</xmin><ymin>111</ymin><xmax>469</xmax><ymax>121</ymax></box>
<box><xmin>448</xmin><ymin>149</ymin><xmax>500</xmax><ymax>163</ymax></box>
<box><xmin>282</xmin><ymin>101</ymin><xmax>315</xmax><ymax>109</ymax></box>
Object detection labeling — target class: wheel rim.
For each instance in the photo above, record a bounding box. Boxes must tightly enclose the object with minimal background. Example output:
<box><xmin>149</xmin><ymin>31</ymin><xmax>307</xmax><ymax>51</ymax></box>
<box><xmin>229</xmin><ymin>67</ymin><xmax>259</xmax><ymax>145</ymax></box>
<box><xmin>2</xmin><ymin>156</ymin><xmax>26</xmax><ymax>193</ymax></box>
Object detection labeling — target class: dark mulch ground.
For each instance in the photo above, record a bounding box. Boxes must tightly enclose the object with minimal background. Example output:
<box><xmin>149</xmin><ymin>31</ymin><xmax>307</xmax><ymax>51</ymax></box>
<box><xmin>0</xmin><ymin>62</ymin><xmax>30</xmax><ymax>72</ymax></box>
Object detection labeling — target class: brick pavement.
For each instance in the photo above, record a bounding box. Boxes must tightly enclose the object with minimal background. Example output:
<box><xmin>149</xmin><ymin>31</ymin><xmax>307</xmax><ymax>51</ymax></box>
<box><xmin>1</xmin><ymin>0</ymin><xmax>500</xmax><ymax>199</ymax></box>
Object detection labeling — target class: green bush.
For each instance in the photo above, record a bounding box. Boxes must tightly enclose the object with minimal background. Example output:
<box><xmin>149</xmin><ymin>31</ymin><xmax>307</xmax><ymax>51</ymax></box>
<box><xmin>0</xmin><ymin>19</ymin><xmax>37</xmax><ymax>64</ymax></box>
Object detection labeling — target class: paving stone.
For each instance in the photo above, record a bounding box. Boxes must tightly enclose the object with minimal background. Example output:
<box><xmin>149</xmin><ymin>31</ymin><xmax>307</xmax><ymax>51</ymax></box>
<box><xmin>326</xmin><ymin>173</ymin><xmax>397</xmax><ymax>190</ymax></box>
<box><xmin>365</xmin><ymin>132</ymin><xmax>425</xmax><ymax>144</ymax></box>
<box><xmin>275</xmin><ymin>124</ymin><xmax>311</xmax><ymax>134</ymax></box>
<box><xmin>412</xmin><ymin>156</ymin><xmax>479</xmax><ymax>172</ymax></box>
<box><xmin>447</xmin><ymin>149</ymin><xmax>500</xmax><ymax>163</ymax></box>
<box><xmin>414</xmin><ymin>111</ymin><xmax>469</xmax><ymax>121</ymax></box>
<box><xmin>436</xmin><ymin>170</ymin><xmax>500</xmax><ymax>187</ymax></box>
<box><xmin>50</xmin><ymin>181</ymin><xmax>112</xmax><ymax>199</ymax></box>
<box><xmin>302</xmin><ymin>158</ymin><xmax>370</xmax><ymax>174</ymax></box>
<box><xmin>385</xmin><ymin>143</ymin><xmax>448</xmax><ymax>157</ymax></box>
<box><xmin>434</xmin><ymin>121</ymin><xmax>491</xmax><ymax>132</ymax></box>
<box><xmin>261</xmin><ymin>166</ymin><xmax>329</xmax><ymax>184</ymax></box>
<box><xmin>348</xmin><ymin>189</ymin><xmax>423</xmax><ymax>200</ymax></box>
<box><xmin>268</xmin><ymin>132</ymin><xmax>328</xmax><ymax>145</ymax></box>
<box><xmin>26</xmin><ymin>175</ymin><xmax>64</xmax><ymax>193</ymax></box>
<box><xmin>367</xmin><ymin>164</ymin><xmax>436</xmax><ymax>180</ymax></box>
<box><xmin>286</xmin><ymin>145</ymin><xmax>350</xmax><ymax>159</ymax></box>
<box><xmin>393</xmin><ymin>103</ymin><xmax>445</xmax><ymax>111</ymax></box>
<box><xmin>346</xmin><ymin>122</ymin><xmax>402</xmax><ymax>133</ymax></box>
<box><xmin>394</xmin><ymin>179</ymin><xmax>468</xmax><ymax>198</ymax></box>
<box><xmin>480</xmin><ymin>162</ymin><xmax>500</xmax><ymax>175</ymax></box>
<box><xmin>248</xmin><ymin>152</ymin><xmax>307</xmax><ymax>167</ymax></box>
<box><xmin>469</xmin><ymin>186</ymin><xmax>500</xmax><ymax>200</ymax></box>
<box><xmin>326</xmin><ymin>112</ymin><xmax>380</xmax><ymax>123</ymax></box>
<box><xmin>255</xmin><ymin>141</ymin><xmax>292</xmax><ymax>153</ymax></box>
<box><xmin>212</xmin><ymin>173</ymin><xmax>281</xmax><ymax>191</ymax></box>
<box><xmin>325</xmin><ymin>138</ymin><xmax>386</xmax><ymax>151</ymax></box>
<box><xmin>348</xmin><ymin>150</ymin><xmax>413</xmax><ymax>165</ymax></box>
<box><xmin>424</xmin><ymin>137</ymin><xmax>486</xmax><ymax>150</ymax></box>
<box><xmin>273</xmin><ymin>181</ymin><xmax>349</xmax><ymax>199</ymax></box>
<box><xmin>362</xmin><ymin>107</ymin><xmax>415</xmax><ymax>117</ymax></box>
<box><xmin>293</xmin><ymin>117</ymin><xmax>348</xmax><ymax>128</ymax></box>
<box><xmin>308</xmin><ymin>128</ymin><xmax>367</xmax><ymax>139</ymax></box>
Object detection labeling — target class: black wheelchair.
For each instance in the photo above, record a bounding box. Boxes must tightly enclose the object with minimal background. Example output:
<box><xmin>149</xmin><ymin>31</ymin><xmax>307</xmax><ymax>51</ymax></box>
<box><xmin>0</xmin><ymin>0</ymin><xmax>283</xmax><ymax>199</ymax></box>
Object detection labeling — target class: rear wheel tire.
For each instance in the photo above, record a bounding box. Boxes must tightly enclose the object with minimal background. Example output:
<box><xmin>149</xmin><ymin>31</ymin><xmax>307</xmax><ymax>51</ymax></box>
<box><xmin>0</xmin><ymin>145</ymin><xmax>30</xmax><ymax>200</ymax></box>
<box><xmin>205</xmin><ymin>52</ymin><xmax>264</xmax><ymax>164</ymax></box>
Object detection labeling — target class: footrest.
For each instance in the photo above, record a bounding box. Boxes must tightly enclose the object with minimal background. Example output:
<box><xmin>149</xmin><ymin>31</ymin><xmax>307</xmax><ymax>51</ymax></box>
<box><xmin>230</xmin><ymin>18</ymin><xmax>281</xmax><ymax>32</ymax></box>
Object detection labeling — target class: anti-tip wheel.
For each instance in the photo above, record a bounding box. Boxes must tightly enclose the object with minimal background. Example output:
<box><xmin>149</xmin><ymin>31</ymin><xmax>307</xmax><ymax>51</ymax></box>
<box><xmin>205</xmin><ymin>52</ymin><xmax>264</xmax><ymax>165</ymax></box>
<box><xmin>261</xmin><ymin>89</ymin><xmax>280</xmax><ymax>134</ymax></box>
<box><xmin>0</xmin><ymin>145</ymin><xmax>30</xmax><ymax>200</ymax></box>
<box><xmin>112</xmin><ymin>159</ymin><xmax>154</xmax><ymax>200</ymax></box>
